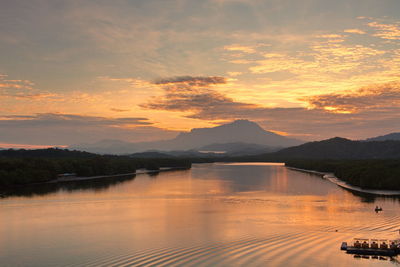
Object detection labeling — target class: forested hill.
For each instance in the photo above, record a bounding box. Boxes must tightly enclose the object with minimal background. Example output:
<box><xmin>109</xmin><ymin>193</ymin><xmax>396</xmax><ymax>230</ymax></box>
<box><xmin>0</xmin><ymin>148</ymin><xmax>96</xmax><ymax>158</ymax></box>
<box><xmin>267</xmin><ymin>137</ymin><xmax>400</xmax><ymax>160</ymax></box>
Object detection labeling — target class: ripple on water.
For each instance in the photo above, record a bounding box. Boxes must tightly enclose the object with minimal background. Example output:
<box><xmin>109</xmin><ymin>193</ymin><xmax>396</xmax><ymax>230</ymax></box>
<box><xmin>69</xmin><ymin>231</ymin><xmax>376</xmax><ymax>267</ymax></box>
<box><xmin>48</xmin><ymin>211</ymin><xmax>400</xmax><ymax>267</ymax></box>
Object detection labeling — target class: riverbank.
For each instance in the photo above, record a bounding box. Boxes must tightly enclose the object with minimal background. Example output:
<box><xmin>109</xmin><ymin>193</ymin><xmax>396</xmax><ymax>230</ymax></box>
<box><xmin>286</xmin><ymin>166</ymin><xmax>400</xmax><ymax>196</ymax></box>
<box><xmin>47</xmin><ymin>167</ymin><xmax>189</xmax><ymax>183</ymax></box>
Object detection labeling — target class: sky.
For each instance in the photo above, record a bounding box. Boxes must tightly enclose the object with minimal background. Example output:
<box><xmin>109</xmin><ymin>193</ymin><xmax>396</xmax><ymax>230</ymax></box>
<box><xmin>1</xmin><ymin>0</ymin><xmax>400</xmax><ymax>147</ymax></box>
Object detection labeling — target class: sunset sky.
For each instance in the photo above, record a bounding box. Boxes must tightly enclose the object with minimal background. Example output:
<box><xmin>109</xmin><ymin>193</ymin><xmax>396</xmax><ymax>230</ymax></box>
<box><xmin>1</xmin><ymin>0</ymin><xmax>400</xmax><ymax>147</ymax></box>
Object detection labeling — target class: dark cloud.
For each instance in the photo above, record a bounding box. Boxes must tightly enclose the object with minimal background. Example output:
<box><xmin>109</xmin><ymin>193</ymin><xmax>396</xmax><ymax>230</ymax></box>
<box><xmin>143</xmin><ymin>75</ymin><xmax>245</xmax><ymax>114</ymax></box>
<box><xmin>142</xmin><ymin>90</ymin><xmax>255</xmax><ymax>113</ymax></box>
<box><xmin>0</xmin><ymin>113</ymin><xmax>177</xmax><ymax>145</ymax></box>
<box><xmin>110</xmin><ymin>108</ymin><xmax>130</xmax><ymax>112</ymax></box>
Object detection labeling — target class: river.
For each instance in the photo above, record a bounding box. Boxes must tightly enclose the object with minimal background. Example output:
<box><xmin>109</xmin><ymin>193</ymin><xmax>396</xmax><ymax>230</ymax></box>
<box><xmin>1</xmin><ymin>163</ymin><xmax>400</xmax><ymax>266</ymax></box>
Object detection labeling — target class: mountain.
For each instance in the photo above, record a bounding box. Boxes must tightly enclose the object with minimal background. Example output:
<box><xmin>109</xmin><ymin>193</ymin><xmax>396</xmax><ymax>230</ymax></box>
<box><xmin>265</xmin><ymin>137</ymin><xmax>400</xmax><ymax>160</ymax></box>
<box><xmin>157</xmin><ymin>120</ymin><xmax>302</xmax><ymax>150</ymax></box>
<box><xmin>366</xmin><ymin>132</ymin><xmax>400</xmax><ymax>141</ymax></box>
<box><xmin>71</xmin><ymin>120</ymin><xmax>303</xmax><ymax>154</ymax></box>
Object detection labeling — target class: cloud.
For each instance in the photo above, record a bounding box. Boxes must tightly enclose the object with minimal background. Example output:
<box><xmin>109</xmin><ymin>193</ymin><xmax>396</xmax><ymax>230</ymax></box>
<box><xmin>227</xmin><ymin>71</ymin><xmax>242</xmax><ymax>77</ymax></box>
<box><xmin>142</xmin><ymin>75</ymin><xmax>232</xmax><ymax>112</ymax></box>
<box><xmin>368</xmin><ymin>21</ymin><xmax>400</xmax><ymax>40</ymax></box>
<box><xmin>224</xmin><ymin>44</ymin><xmax>256</xmax><ymax>54</ymax></box>
<box><xmin>0</xmin><ymin>74</ymin><xmax>33</xmax><ymax>92</ymax></box>
<box><xmin>154</xmin><ymin>76</ymin><xmax>227</xmax><ymax>86</ymax></box>
<box><xmin>304</xmin><ymin>82</ymin><xmax>400</xmax><ymax>113</ymax></box>
<box><xmin>249</xmin><ymin>41</ymin><xmax>385</xmax><ymax>76</ymax></box>
<box><xmin>110</xmin><ymin>108</ymin><xmax>130</xmax><ymax>112</ymax></box>
<box><xmin>0</xmin><ymin>113</ymin><xmax>151</xmax><ymax>126</ymax></box>
<box><xmin>142</xmin><ymin>75</ymin><xmax>300</xmax><ymax>121</ymax></box>
<box><xmin>344</xmin><ymin>29</ymin><xmax>366</xmax><ymax>34</ymax></box>
<box><xmin>0</xmin><ymin>74</ymin><xmax>57</xmax><ymax>100</ymax></box>
<box><xmin>316</xmin><ymin>34</ymin><xmax>344</xmax><ymax>39</ymax></box>
<box><xmin>0</xmin><ymin>113</ymin><xmax>178</xmax><ymax>145</ymax></box>
<box><xmin>142</xmin><ymin>75</ymin><xmax>241</xmax><ymax>113</ymax></box>
<box><xmin>97</xmin><ymin>76</ymin><xmax>152</xmax><ymax>88</ymax></box>
<box><xmin>143</xmin><ymin>89</ymin><xmax>255</xmax><ymax>114</ymax></box>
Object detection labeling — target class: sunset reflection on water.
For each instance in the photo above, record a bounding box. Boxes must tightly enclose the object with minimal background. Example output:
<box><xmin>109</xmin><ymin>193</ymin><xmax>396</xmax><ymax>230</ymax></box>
<box><xmin>1</xmin><ymin>163</ymin><xmax>400</xmax><ymax>266</ymax></box>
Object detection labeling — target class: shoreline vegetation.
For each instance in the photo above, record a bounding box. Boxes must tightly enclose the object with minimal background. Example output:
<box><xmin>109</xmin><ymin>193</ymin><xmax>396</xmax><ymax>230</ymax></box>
<box><xmin>286</xmin><ymin>166</ymin><xmax>400</xmax><ymax>196</ymax></box>
<box><xmin>284</xmin><ymin>159</ymin><xmax>400</xmax><ymax>192</ymax></box>
<box><xmin>0</xmin><ymin>148</ymin><xmax>191</xmax><ymax>188</ymax></box>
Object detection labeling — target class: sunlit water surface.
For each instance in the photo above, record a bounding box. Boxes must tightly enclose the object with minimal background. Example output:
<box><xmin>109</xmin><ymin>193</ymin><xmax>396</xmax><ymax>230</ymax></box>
<box><xmin>1</xmin><ymin>163</ymin><xmax>400</xmax><ymax>266</ymax></box>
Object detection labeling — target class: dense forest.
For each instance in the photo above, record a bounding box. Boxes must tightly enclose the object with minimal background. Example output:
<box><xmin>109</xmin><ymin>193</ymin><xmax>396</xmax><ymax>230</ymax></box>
<box><xmin>285</xmin><ymin>159</ymin><xmax>400</xmax><ymax>190</ymax></box>
<box><xmin>0</xmin><ymin>148</ymin><xmax>191</xmax><ymax>187</ymax></box>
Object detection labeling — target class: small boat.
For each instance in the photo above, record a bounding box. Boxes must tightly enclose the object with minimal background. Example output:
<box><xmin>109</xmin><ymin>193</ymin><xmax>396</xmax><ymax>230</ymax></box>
<box><xmin>375</xmin><ymin>206</ymin><xmax>383</xmax><ymax>212</ymax></box>
<box><xmin>341</xmin><ymin>238</ymin><xmax>400</xmax><ymax>256</ymax></box>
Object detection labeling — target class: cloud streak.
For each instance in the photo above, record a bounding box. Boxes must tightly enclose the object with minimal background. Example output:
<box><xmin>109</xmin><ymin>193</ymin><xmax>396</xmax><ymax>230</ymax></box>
<box><xmin>0</xmin><ymin>113</ymin><xmax>152</xmax><ymax>127</ymax></box>
<box><xmin>154</xmin><ymin>76</ymin><xmax>227</xmax><ymax>86</ymax></box>
<box><xmin>0</xmin><ymin>74</ymin><xmax>57</xmax><ymax>100</ymax></box>
<box><xmin>0</xmin><ymin>113</ymin><xmax>178</xmax><ymax>145</ymax></box>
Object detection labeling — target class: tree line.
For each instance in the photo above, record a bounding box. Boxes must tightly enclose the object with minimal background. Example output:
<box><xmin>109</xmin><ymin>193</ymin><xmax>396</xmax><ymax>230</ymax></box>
<box><xmin>0</xmin><ymin>148</ymin><xmax>191</xmax><ymax>187</ymax></box>
<box><xmin>285</xmin><ymin>159</ymin><xmax>400</xmax><ymax>190</ymax></box>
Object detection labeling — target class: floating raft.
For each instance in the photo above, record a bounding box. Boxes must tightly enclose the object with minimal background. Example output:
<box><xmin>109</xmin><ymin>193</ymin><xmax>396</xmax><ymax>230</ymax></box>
<box><xmin>341</xmin><ymin>239</ymin><xmax>400</xmax><ymax>256</ymax></box>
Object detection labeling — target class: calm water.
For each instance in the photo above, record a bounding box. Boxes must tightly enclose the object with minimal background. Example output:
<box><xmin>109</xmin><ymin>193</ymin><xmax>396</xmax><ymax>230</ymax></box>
<box><xmin>1</xmin><ymin>163</ymin><xmax>400</xmax><ymax>266</ymax></box>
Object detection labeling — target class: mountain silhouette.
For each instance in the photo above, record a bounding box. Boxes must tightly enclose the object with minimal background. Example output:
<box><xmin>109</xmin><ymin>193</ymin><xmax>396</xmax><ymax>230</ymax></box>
<box><xmin>267</xmin><ymin>137</ymin><xmax>400</xmax><ymax>159</ymax></box>
<box><xmin>71</xmin><ymin>119</ymin><xmax>303</xmax><ymax>154</ymax></box>
<box><xmin>366</xmin><ymin>132</ymin><xmax>400</xmax><ymax>141</ymax></box>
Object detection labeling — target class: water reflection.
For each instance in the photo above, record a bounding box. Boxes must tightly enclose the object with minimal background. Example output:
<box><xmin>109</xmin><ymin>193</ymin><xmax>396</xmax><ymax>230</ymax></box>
<box><xmin>0</xmin><ymin>174</ymin><xmax>136</xmax><ymax>198</ymax></box>
<box><xmin>1</xmin><ymin>163</ymin><xmax>400</xmax><ymax>266</ymax></box>
<box><xmin>344</xmin><ymin>189</ymin><xmax>400</xmax><ymax>204</ymax></box>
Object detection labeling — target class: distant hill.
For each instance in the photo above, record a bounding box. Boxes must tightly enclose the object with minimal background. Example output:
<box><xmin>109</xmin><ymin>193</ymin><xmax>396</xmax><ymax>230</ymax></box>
<box><xmin>366</xmin><ymin>132</ymin><xmax>400</xmax><ymax>141</ymax></box>
<box><xmin>70</xmin><ymin>139</ymin><xmax>137</xmax><ymax>155</ymax></box>
<box><xmin>129</xmin><ymin>151</ymin><xmax>173</xmax><ymax>158</ymax></box>
<box><xmin>130</xmin><ymin>150</ymin><xmax>229</xmax><ymax>158</ymax></box>
<box><xmin>266</xmin><ymin>137</ymin><xmax>400</xmax><ymax>160</ymax></box>
<box><xmin>71</xmin><ymin>120</ymin><xmax>303</xmax><ymax>154</ymax></box>
<box><xmin>198</xmin><ymin>142</ymin><xmax>280</xmax><ymax>155</ymax></box>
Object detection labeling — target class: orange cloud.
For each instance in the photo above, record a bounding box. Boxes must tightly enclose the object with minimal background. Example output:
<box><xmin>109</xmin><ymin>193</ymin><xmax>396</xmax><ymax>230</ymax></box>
<box><xmin>224</xmin><ymin>44</ymin><xmax>256</xmax><ymax>54</ymax></box>
<box><xmin>304</xmin><ymin>81</ymin><xmax>400</xmax><ymax>113</ymax></box>
<box><xmin>368</xmin><ymin>21</ymin><xmax>400</xmax><ymax>40</ymax></box>
<box><xmin>344</xmin><ymin>29</ymin><xmax>366</xmax><ymax>34</ymax></box>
